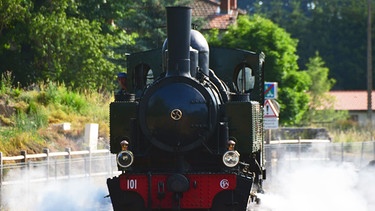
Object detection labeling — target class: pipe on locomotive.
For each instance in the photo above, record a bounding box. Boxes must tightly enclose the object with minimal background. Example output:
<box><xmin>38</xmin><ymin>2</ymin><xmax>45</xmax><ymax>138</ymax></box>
<box><xmin>165</xmin><ymin>6</ymin><xmax>191</xmax><ymax>77</ymax></box>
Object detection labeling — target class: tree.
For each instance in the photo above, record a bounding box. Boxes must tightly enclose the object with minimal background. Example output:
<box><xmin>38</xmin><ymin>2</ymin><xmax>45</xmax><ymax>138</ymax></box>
<box><xmin>0</xmin><ymin>0</ymin><xmax>33</xmax><ymax>85</ymax></box>
<box><xmin>116</xmin><ymin>0</ymin><xmax>192</xmax><ymax>51</ymax></box>
<box><xmin>0</xmin><ymin>0</ymin><xmax>31</xmax><ymax>35</ymax></box>
<box><xmin>303</xmin><ymin>0</ymin><xmax>367</xmax><ymax>90</ymax></box>
<box><xmin>302</xmin><ymin>52</ymin><xmax>348</xmax><ymax>124</ymax></box>
<box><xmin>206</xmin><ymin>15</ymin><xmax>310</xmax><ymax>125</ymax></box>
<box><xmin>29</xmin><ymin>13</ymin><xmax>135</xmax><ymax>91</ymax></box>
<box><xmin>244</xmin><ymin>0</ymin><xmax>369</xmax><ymax>90</ymax></box>
<box><xmin>0</xmin><ymin>0</ymin><xmax>136</xmax><ymax>91</ymax></box>
<box><xmin>306</xmin><ymin>52</ymin><xmax>335</xmax><ymax>97</ymax></box>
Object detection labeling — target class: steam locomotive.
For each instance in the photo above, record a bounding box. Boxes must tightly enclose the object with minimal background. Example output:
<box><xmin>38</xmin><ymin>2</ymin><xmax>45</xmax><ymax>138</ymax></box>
<box><xmin>107</xmin><ymin>6</ymin><xmax>266</xmax><ymax>211</ymax></box>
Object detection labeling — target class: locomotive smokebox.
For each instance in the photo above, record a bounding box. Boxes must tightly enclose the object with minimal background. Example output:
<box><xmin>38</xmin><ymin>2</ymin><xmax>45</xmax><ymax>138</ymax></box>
<box><xmin>166</xmin><ymin>7</ymin><xmax>191</xmax><ymax>77</ymax></box>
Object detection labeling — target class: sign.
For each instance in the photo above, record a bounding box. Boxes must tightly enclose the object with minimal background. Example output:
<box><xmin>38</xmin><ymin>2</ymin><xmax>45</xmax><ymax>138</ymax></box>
<box><xmin>264</xmin><ymin>100</ymin><xmax>278</xmax><ymax>117</ymax></box>
<box><xmin>264</xmin><ymin>117</ymin><xmax>279</xmax><ymax>129</ymax></box>
<box><xmin>264</xmin><ymin>99</ymin><xmax>279</xmax><ymax>129</ymax></box>
<box><xmin>264</xmin><ymin>82</ymin><xmax>278</xmax><ymax>99</ymax></box>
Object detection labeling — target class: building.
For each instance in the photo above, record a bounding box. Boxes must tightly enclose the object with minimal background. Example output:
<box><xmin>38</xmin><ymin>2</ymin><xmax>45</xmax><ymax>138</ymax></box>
<box><xmin>329</xmin><ymin>90</ymin><xmax>375</xmax><ymax>126</ymax></box>
<box><xmin>190</xmin><ymin>0</ymin><xmax>245</xmax><ymax>30</ymax></box>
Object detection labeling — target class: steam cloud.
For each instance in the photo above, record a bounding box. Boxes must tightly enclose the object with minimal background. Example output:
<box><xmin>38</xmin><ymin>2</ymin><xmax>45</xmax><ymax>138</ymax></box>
<box><xmin>1</xmin><ymin>168</ymin><xmax>112</xmax><ymax>211</ymax></box>
<box><xmin>254</xmin><ymin>158</ymin><xmax>375</xmax><ymax>210</ymax></box>
<box><xmin>2</xmin><ymin>145</ymin><xmax>374</xmax><ymax>211</ymax></box>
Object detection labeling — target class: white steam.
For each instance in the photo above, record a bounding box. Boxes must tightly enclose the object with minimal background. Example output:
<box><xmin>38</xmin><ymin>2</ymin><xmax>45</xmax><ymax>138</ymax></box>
<box><xmin>256</xmin><ymin>159</ymin><xmax>375</xmax><ymax>211</ymax></box>
<box><xmin>1</xmin><ymin>168</ymin><xmax>112</xmax><ymax>211</ymax></box>
<box><xmin>2</xmin><ymin>145</ymin><xmax>374</xmax><ymax>211</ymax></box>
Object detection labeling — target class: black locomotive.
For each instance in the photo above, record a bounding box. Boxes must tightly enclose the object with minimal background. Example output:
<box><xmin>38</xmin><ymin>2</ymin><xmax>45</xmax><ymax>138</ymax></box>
<box><xmin>107</xmin><ymin>6</ymin><xmax>266</xmax><ymax>211</ymax></box>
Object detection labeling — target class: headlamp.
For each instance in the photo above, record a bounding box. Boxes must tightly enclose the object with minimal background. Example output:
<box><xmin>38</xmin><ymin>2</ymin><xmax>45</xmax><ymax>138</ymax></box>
<box><xmin>117</xmin><ymin>139</ymin><xmax>134</xmax><ymax>168</ymax></box>
<box><xmin>222</xmin><ymin>150</ymin><xmax>240</xmax><ymax>167</ymax></box>
<box><xmin>117</xmin><ymin>150</ymin><xmax>134</xmax><ymax>168</ymax></box>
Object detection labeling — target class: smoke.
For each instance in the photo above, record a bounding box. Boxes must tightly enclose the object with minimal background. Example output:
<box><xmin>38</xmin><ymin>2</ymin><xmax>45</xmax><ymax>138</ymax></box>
<box><xmin>2</xmin><ymin>145</ymin><xmax>374</xmax><ymax>211</ymax></box>
<box><xmin>255</xmin><ymin>158</ymin><xmax>375</xmax><ymax>211</ymax></box>
<box><xmin>1</xmin><ymin>168</ymin><xmax>112</xmax><ymax>211</ymax></box>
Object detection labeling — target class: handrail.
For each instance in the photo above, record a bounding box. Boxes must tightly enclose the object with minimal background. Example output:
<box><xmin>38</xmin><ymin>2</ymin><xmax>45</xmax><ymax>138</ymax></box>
<box><xmin>268</xmin><ymin>139</ymin><xmax>331</xmax><ymax>144</ymax></box>
<box><xmin>0</xmin><ymin>147</ymin><xmax>113</xmax><ymax>185</ymax></box>
<box><xmin>2</xmin><ymin>155</ymin><xmax>25</xmax><ymax>161</ymax></box>
<box><xmin>0</xmin><ymin>148</ymin><xmax>110</xmax><ymax>163</ymax></box>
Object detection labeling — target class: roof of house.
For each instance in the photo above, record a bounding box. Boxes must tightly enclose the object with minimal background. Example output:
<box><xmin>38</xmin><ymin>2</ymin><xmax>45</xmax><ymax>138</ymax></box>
<box><xmin>190</xmin><ymin>0</ymin><xmax>245</xmax><ymax>29</ymax></box>
<box><xmin>329</xmin><ymin>90</ymin><xmax>375</xmax><ymax>111</ymax></box>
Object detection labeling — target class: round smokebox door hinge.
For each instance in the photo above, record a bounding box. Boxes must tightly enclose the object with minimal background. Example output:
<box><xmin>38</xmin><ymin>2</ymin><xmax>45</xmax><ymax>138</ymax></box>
<box><xmin>170</xmin><ymin>109</ymin><xmax>182</xmax><ymax>121</ymax></box>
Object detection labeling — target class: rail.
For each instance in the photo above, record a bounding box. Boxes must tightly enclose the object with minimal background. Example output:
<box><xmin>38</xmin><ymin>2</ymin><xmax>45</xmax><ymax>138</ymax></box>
<box><xmin>269</xmin><ymin>138</ymin><xmax>331</xmax><ymax>144</ymax></box>
<box><xmin>0</xmin><ymin>147</ymin><xmax>120</xmax><ymax>186</ymax></box>
<box><xmin>265</xmin><ymin>140</ymin><xmax>375</xmax><ymax>168</ymax></box>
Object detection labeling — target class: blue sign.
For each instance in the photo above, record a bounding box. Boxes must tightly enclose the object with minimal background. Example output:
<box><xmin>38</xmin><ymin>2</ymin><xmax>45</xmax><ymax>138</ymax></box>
<box><xmin>264</xmin><ymin>82</ymin><xmax>277</xmax><ymax>99</ymax></box>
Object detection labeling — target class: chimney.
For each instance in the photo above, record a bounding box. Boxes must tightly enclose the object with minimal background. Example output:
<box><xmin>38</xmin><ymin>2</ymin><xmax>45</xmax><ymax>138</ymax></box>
<box><xmin>231</xmin><ymin>0</ymin><xmax>237</xmax><ymax>10</ymax></box>
<box><xmin>220</xmin><ymin>0</ymin><xmax>237</xmax><ymax>14</ymax></box>
<box><xmin>165</xmin><ymin>7</ymin><xmax>192</xmax><ymax>77</ymax></box>
<box><xmin>220</xmin><ymin>0</ymin><xmax>230</xmax><ymax>14</ymax></box>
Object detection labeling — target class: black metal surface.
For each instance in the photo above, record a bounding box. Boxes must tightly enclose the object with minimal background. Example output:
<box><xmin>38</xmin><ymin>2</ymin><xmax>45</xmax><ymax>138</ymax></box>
<box><xmin>211</xmin><ymin>175</ymin><xmax>253</xmax><ymax>211</ymax></box>
<box><xmin>107</xmin><ymin>177</ymin><xmax>146</xmax><ymax>211</ymax></box>
<box><xmin>139</xmin><ymin>76</ymin><xmax>218</xmax><ymax>152</ymax></box>
<box><xmin>165</xmin><ymin>6</ymin><xmax>191</xmax><ymax>77</ymax></box>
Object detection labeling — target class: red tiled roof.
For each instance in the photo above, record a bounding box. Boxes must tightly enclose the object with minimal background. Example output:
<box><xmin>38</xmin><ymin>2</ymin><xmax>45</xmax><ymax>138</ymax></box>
<box><xmin>190</xmin><ymin>0</ymin><xmax>244</xmax><ymax>30</ymax></box>
<box><xmin>207</xmin><ymin>13</ymin><xmax>238</xmax><ymax>29</ymax></box>
<box><xmin>329</xmin><ymin>91</ymin><xmax>375</xmax><ymax>110</ymax></box>
<box><xmin>191</xmin><ymin>0</ymin><xmax>219</xmax><ymax>17</ymax></box>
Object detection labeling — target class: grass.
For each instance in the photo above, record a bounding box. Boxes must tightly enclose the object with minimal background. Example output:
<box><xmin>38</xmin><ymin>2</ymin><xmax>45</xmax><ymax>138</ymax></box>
<box><xmin>0</xmin><ymin>72</ymin><xmax>111</xmax><ymax>156</ymax></box>
<box><xmin>329</xmin><ymin>128</ymin><xmax>374</xmax><ymax>143</ymax></box>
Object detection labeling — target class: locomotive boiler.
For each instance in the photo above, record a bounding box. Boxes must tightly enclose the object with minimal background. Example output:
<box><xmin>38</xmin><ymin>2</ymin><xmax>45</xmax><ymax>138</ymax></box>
<box><xmin>107</xmin><ymin>6</ymin><xmax>266</xmax><ymax>211</ymax></box>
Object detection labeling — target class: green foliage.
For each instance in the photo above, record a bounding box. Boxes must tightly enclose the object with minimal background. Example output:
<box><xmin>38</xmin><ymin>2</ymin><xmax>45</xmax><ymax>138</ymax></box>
<box><xmin>208</xmin><ymin>15</ymin><xmax>300</xmax><ymax>81</ymax></box>
<box><xmin>0</xmin><ymin>71</ymin><xmax>22</xmax><ymax>97</ymax></box>
<box><xmin>248</xmin><ymin>0</ymin><xmax>369</xmax><ymax>90</ymax></box>
<box><xmin>117</xmin><ymin>0</ymin><xmax>192</xmax><ymax>51</ymax></box>
<box><xmin>0</xmin><ymin>128</ymin><xmax>46</xmax><ymax>155</ymax></box>
<box><xmin>73</xmin><ymin>0</ymin><xmax>130</xmax><ymax>22</ymax></box>
<box><xmin>37</xmin><ymin>82</ymin><xmax>89</xmax><ymax>114</ymax></box>
<box><xmin>0</xmin><ymin>0</ymin><xmax>136</xmax><ymax>92</ymax></box>
<box><xmin>0</xmin><ymin>81</ymin><xmax>111</xmax><ymax>155</ymax></box>
<box><xmin>329</xmin><ymin>127</ymin><xmax>372</xmax><ymax>143</ymax></box>
<box><xmin>301</xmin><ymin>52</ymin><xmax>348</xmax><ymax>125</ymax></box>
<box><xmin>29</xmin><ymin>12</ymin><xmax>131</xmax><ymax>91</ymax></box>
<box><xmin>303</xmin><ymin>0</ymin><xmax>367</xmax><ymax>90</ymax></box>
<box><xmin>0</xmin><ymin>0</ymin><xmax>31</xmax><ymax>34</ymax></box>
<box><xmin>0</xmin><ymin>0</ymin><xmax>194</xmax><ymax>92</ymax></box>
<box><xmin>278</xmin><ymin>71</ymin><xmax>310</xmax><ymax>125</ymax></box>
<box><xmin>0</xmin><ymin>71</ymin><xmax>13</xmax><ymax>95</ymax></box>
<box><xmin>205</xmin><ymin>29</ymin><xmax>221</xmax><ymax>46</ymax></box>
<box><xmin>60</xmin><ymin>91</ymin><xmax>88</xmax><ymax>113</ymax></box>
<box><xmin>13</xmin><ymin>110</ymin><xmax>48</xmax><ymax>132</ymax></box>
<box><xmin>206</xmin><ymin>15</ymin><xmax>310</xmax><ymax>125</ymax></box>
<box><xmin>306</xmin><ymin>52</ymin><xmax>335</xmax><ymax>95</ymax></box>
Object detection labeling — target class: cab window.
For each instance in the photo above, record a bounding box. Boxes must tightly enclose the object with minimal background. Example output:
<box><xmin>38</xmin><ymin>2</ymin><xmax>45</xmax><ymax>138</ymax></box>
<box><xmin>234</xmin><ymin>64</ymin><xmax>254</xmax><ymax>93</ymax></box>
<box><xmin>134</xmin><ymin>63</ymin><xmax>154</xmax><ymax>90</ymax></box>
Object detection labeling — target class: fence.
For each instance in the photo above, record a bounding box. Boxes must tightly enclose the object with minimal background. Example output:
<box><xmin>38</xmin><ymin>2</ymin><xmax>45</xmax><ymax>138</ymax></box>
<box><xmin>0</xmin><ymin>148</ymin><xmax>119</xmax><ymax>186</ymax></box>
<box><xmin>265</xmin><ymin>141</ymin><xmax>375</xmax><ymax>178</ymax></box>
<box><xmin>1</xmin><ymin>141</ymin><xmax>375</xmax><ymax>186</ymax></box>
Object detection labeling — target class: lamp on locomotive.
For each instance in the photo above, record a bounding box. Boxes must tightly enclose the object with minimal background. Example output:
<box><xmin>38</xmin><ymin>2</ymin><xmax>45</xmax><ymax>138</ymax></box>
<box><xmin>223</xmin><ymin>140</ymin><xmax>240</xmax><ymax>167</ymax></box>
<box><xmin>116</xmin><ymin>140</ymin><xmax>134</xmax><ymax>169</ymax></box>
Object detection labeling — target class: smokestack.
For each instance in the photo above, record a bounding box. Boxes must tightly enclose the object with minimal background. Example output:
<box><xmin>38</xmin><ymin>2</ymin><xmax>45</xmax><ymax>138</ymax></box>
<box><xmin>166</xmin><ymin>7</ymin><xmax>192</xmax><ymax>77</ymax></box>
<box><xmin>220</xmin><ymin>0</ymin><xmax>230</xmax><ymax>14</ymax></box>
<box><xmin>220</xmin><ymin>0</ymin><xmax>236</xmax><ymax>14</ymax></box>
